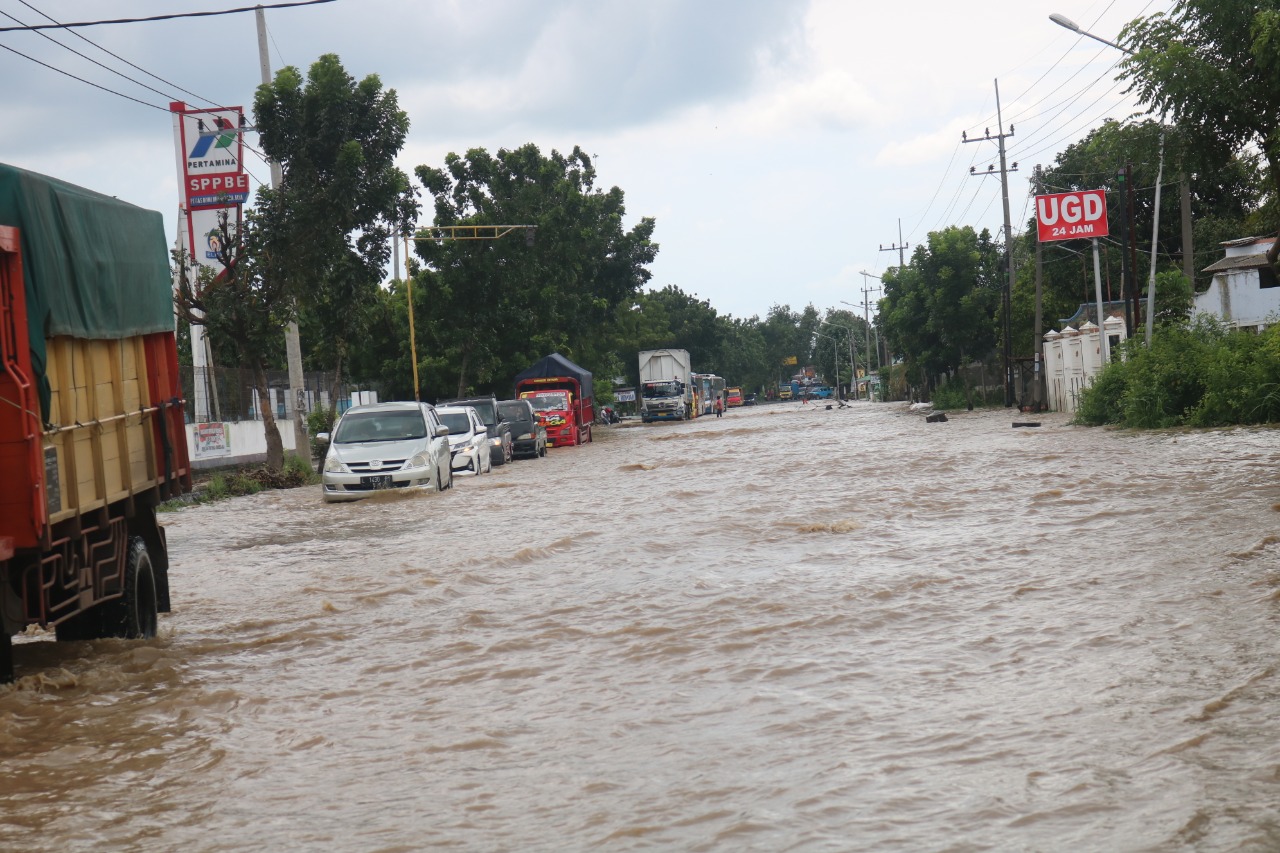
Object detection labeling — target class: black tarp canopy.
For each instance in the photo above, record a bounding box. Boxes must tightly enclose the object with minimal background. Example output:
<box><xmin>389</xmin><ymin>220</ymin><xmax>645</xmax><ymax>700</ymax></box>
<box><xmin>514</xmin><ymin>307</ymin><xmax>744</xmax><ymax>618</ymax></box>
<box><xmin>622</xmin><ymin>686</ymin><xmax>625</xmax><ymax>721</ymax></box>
<box><xmin>513</xmin><ymin>352</ymin><xmax>593</xmax><ymax>399</ymax></box>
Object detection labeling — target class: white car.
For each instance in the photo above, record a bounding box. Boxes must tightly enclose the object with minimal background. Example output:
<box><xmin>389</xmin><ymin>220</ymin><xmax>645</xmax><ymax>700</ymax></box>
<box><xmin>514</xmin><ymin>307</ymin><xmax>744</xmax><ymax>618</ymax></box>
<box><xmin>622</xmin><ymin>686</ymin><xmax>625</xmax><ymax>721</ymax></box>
<box><xmin>317</xmin><ymin>402</ymin><xmax>453</xmax><ymax>502</ymax></box>
<box><xmin>436</xmin><ymin>405</ymin><xmax>492</xmax><ymax>475</ymax></box>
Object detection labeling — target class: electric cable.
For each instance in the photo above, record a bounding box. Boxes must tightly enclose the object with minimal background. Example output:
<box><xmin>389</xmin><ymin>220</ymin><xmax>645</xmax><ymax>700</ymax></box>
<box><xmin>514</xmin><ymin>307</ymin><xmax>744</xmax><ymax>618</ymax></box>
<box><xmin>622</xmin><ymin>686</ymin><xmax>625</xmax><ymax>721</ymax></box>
<box><xmin>0</xmin><ymin>0</ymin><xmax>337</xmax><ymax>33</ymax></box>
<box><xmin>14</xmin><ymin>0</ymin><xmax>221</xmax><ymax>106</ymax></box>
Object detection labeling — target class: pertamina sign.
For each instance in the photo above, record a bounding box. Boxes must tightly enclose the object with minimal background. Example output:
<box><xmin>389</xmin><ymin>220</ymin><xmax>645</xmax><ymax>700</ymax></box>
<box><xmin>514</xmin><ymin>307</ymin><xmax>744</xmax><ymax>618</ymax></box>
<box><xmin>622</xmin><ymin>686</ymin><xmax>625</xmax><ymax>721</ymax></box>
<box><xmin>1036</xmin><ymin>189</ymin><xmax>1108</xmax><ymax>242</ymax></box>
<box><xmin>173</xmin><ymin>105</ymin><xmax>249</xmax><ymax>209</ymax></box>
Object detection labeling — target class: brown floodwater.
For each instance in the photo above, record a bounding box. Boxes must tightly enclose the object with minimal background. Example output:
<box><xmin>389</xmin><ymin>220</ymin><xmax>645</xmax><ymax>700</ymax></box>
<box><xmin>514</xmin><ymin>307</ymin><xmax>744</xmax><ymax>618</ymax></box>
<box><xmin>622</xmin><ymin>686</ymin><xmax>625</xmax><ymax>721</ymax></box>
<box><xmin>3</xmin><ymin>402</ymin><xmax>1280</xmax><ymax>851</ymax></box>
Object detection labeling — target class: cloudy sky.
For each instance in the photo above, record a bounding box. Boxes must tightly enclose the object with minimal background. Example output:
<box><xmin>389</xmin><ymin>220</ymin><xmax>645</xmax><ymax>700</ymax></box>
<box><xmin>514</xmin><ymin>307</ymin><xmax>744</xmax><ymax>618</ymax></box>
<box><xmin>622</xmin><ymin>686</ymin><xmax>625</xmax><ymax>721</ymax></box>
<box><xmin>0</xmin><ymin>0</ymin><xmax>1165</xmax><ymax>321</ymax></box>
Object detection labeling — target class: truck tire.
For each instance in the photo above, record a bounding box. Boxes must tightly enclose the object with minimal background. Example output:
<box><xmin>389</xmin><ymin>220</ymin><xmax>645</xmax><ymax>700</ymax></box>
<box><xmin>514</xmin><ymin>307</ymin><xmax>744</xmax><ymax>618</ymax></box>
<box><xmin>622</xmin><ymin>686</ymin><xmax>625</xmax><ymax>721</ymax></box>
<box><xmin>0</xmin><ymin>631</ymin><xmax>12</xmax><ymax>684</ymax></box>
<box><xmin>102</xmin><ymin>537</ymin><xmax>159</xmax><ymax>640</ymax></box>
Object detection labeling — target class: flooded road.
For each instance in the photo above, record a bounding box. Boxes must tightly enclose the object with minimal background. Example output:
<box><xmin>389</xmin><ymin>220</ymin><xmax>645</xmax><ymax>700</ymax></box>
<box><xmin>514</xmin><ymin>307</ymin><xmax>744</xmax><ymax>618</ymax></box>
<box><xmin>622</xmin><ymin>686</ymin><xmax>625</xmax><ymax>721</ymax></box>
<box><xmin>4</xmin><ymin>401</ymin><xmax>1280</xmax><ymax>851</ymax></box>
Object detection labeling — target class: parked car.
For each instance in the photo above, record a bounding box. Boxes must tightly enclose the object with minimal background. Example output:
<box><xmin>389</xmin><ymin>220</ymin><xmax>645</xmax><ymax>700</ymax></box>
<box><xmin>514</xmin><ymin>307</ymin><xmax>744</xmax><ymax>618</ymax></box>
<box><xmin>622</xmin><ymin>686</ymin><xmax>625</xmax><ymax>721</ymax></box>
<box><xmin>497</xmin><ymin>398</ymin><xmax>547</xmax><ymax>459</ymax></box>
<box><xmin>743</xmin><ymin>392</ymin><xmax>757</xmax><ymax>405</ymax></box>
<box><xmin>437</xmin><ymin>405</ymin><xmax>492</xmax><ymax>475</ymax></box>
<box><xmin>317</xmin><ymin>402</ymin><xmax>452</xmax><ymax>502</ymax></box>
<box><xmin>444</xmin><ymin>395</ymin><xmax>513</xmax><ymax>466</ymax></box>
<box><xmin>726</xmin><ymin>386</ymin><xmax>744</xmax><ymax>407</ymax></box>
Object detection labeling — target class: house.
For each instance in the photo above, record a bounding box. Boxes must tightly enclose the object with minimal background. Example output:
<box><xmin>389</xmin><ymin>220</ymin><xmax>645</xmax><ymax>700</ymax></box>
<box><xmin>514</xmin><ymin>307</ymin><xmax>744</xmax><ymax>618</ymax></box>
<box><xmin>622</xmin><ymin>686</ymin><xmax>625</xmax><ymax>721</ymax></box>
<box><xmin>1193</xmin><ymin>236</ymin><xmax>1279</xmax><ymax>330</ymax></box>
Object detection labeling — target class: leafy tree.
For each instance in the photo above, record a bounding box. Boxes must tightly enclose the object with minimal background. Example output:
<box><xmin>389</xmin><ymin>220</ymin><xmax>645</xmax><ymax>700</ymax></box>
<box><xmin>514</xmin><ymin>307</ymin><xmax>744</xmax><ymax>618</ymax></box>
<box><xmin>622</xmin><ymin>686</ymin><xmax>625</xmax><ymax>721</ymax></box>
<box><xmin>1122</xmin><ymin>0</ymin><xmax>1280</xmax><ymax>261</ymax></box>
<box><xmin>880</xmin><ymin>226</ymin><xmax>1002</xmax><ymax>395</ymax></box>
<box><xmin>253</xmin><ymin>53</ymin><xmax>418</xmax><ymax>411</ymax></box>
<box><xmin>414</xmin><ymin>144</ymin><xmax>657</xmax><ymax>398</ymax></box>
<box><xmin>173</xmin><ymin>210</ymin><xmax>290</xmax><ymax>470</ymax></box>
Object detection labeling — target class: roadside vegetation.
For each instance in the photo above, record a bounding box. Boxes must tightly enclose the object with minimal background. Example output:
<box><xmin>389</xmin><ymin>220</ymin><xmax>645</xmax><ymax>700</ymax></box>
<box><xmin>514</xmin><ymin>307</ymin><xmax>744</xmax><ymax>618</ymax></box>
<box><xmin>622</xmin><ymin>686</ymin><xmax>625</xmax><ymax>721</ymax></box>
<box><xmin>160</xmin><ymin>454</ymin><xmax>318</xmax><ymax>510</ymax></box>
<box><xmin>1075</xmin><ymin>320</ymin><xmax>1280</xmax><ymax>428</ymax></box>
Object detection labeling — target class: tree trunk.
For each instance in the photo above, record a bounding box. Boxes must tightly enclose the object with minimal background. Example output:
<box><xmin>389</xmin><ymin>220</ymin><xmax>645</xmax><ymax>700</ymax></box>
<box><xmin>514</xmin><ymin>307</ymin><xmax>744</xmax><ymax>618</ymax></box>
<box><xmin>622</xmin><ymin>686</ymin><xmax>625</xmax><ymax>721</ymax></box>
<box><xmin>455</xmin><ymin>343</ymin><xmax>471</xmax><ymax>399</ymax></box>
<box><xmin>328</xmin><ymin>343</ymin><xmax>345</xmax><ymax>424</ymax></box>
<box><xmin>254</xmin><ymin>360</ymin><xmax>285</xmax><ymax>471</ymax></box>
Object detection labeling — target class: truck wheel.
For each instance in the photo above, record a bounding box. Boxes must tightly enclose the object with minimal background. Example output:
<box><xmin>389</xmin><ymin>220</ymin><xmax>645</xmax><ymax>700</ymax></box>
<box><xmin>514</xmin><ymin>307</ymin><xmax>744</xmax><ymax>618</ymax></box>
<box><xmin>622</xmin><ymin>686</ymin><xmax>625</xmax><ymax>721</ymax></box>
<box><xmin>101</xmin><ymin>537</ymin><xmax>159</xmax><ymax>640</ymax></box>
<box><xmin>0</xmin><ymin>631</ymin><xmax>13</xmax><ymax>684</ymax></box>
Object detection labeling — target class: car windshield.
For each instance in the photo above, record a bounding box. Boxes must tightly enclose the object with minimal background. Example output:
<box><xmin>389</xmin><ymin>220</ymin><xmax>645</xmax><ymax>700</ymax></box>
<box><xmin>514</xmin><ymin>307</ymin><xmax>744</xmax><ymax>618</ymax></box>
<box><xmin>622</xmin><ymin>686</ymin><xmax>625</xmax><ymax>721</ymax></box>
<box><xmin>498</xmin><ymin>403</ymin><xmax>528</xmax><ymax>423</ymax></box>
<box><xmin>438</xmin><ymin>411</ymin><xmax>471</xmax><ymax>436</ymax></box>
<box><xmin>466</xmin><ymin>401</ymin><xmax>496</xmax><ymax>425</ymax></box>
<box><xmin>523</xmin><ymin>392</ymin><xmax>569</xmax><ymax>412</ymax></box>
<box><xmin>333</xmin><ymin>410</ymin><xmax>426</xmax><ymax>443</ymax></box>
<box><xmin>642</xmin><ymin>381</ymin><xmax>682</xmax><ymax>399</ymax></box>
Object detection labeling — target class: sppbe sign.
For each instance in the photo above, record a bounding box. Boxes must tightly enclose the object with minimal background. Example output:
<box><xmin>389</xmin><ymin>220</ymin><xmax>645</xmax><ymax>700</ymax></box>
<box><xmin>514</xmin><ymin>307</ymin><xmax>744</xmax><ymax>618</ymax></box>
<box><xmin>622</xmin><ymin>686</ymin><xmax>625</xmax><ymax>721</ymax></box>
<box><xmin>1036</xmin><ymin>189</ymin><xmax>1109</xmax><ymax>242</ymax></box>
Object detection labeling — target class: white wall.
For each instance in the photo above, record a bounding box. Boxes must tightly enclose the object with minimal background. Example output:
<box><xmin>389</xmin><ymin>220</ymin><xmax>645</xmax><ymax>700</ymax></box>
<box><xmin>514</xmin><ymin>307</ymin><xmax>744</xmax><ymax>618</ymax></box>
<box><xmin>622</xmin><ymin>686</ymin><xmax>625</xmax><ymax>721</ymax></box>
<box><xmin>186</xmin><ymin>419</ymin><xmax>300</xmax><ymax>470</ymax></box>
<box><xmin>1193</xmin><ymin>269</ymin><xmax>1280</xmax><ymax>330</ymax></box>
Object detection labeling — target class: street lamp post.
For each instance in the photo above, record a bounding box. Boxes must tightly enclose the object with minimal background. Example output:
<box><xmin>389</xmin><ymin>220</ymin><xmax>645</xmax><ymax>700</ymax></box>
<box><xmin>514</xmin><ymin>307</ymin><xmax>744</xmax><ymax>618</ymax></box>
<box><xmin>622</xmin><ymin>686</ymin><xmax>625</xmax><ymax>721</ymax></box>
<box><xmin>1050</xmin><ymin>12</ymin><xmax>1165</xmax><ymax>346</ymax></box>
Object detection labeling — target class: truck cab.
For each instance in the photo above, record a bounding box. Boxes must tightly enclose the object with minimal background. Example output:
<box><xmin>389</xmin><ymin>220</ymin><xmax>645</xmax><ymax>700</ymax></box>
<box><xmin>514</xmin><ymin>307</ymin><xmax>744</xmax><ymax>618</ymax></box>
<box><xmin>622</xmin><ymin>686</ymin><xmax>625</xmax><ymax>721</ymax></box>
<box><xmin>640</xmin><ymin>378</ymin><xmax>687</xmax><ymax>422</ymax></box>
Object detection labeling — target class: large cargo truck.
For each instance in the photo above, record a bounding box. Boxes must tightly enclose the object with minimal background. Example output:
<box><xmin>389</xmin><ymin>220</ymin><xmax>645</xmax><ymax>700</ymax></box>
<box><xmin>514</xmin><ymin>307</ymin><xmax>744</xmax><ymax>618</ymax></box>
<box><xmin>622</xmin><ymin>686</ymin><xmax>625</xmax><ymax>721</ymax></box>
<box><xmin>514</xmin><ymin>353</ymin><xmax>593</xmax><ymax>447</ymax></box>
<box><xmin>0</xmin><ymin>164</ymin><xmax>191</xmax><ymax>682</ymax></box>
<box><xmin>638</xmin><ymin>348</ymin><xmax>693</xmax><ymax>422</ymax></box>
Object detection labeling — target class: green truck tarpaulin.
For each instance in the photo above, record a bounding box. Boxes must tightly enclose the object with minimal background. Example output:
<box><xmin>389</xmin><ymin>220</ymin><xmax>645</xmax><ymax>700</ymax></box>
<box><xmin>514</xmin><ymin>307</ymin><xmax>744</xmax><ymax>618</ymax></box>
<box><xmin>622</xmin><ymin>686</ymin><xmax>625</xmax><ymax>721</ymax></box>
<box><xmin>0</xmin><ymin>163</ymin><xmax>174</xmax><ymax>421</ymax></box>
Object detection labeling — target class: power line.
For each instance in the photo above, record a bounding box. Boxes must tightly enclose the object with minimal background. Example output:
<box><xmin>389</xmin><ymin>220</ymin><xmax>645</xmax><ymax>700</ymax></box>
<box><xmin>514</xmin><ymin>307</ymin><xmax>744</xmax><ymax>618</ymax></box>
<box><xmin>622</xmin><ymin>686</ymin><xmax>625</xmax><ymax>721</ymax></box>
<box><xmin>0</xmin><ymin>6</ymin><xmax>181</xmax><ymax>104</ymax></box>
<box><xmin>0</xmin><ymin>0</ymin><xmax>337</xmax><ymax>33</ymax></box>
<box><xmin>14</xmin><ymin>0</ymin><xmax>220</xmax><ymax>106</ymax></box>
<box><xmin>0</xmin><ymin>40</ymin><xmax>166</xmax><ymax>111</ymax></box>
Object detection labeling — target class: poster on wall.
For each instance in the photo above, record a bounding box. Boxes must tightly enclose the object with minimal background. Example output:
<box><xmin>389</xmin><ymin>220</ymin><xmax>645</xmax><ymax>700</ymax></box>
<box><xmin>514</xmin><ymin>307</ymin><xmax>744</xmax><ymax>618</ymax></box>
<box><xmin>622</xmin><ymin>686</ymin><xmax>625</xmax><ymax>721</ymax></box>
<box><xmin>194</xmin><ymin>422</ymin><xmax>231</xmax><ymax>457</ymax></box>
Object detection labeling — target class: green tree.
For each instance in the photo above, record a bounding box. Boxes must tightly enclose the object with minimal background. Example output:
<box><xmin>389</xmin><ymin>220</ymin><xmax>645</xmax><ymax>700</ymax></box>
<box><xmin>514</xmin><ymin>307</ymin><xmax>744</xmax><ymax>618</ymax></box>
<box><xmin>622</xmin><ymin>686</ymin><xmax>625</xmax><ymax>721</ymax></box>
<box><xmin>173</xmin><ymin>210</ymin><xmax>290</xmax><ymax>470</ymax></box>
<box><xmin>414</xmin><ymin>144</ymin><xmax>657</xmax><ymax>398</ymax></box>
<box><xmin>253</xmin><ymin>53</ymin><xmax>418</xmax><ymax>411</ymax></box>
<box><xmin>881</xmin><ymin>226</ymin><xmax>1002</xmax><ymax>395</ymax></box>
<box><xmin>1122</xmin><ymin>0</ymin><xmax>1280</xmax><ymax>260</ymax></box>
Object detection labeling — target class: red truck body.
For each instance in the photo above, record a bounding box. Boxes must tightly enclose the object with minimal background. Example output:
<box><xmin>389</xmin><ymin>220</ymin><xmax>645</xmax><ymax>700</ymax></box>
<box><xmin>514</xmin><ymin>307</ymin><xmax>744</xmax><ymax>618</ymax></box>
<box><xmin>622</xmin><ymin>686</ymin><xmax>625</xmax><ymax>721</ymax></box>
<box><xmin>513</xmin><ymin>353</ymin><xmax>594</xmax><ymax>447</ymax></box>
<box><xmin>0</xmin><ymin>164</ymin><xmax>190</xmax><ymax>682</ymax></box>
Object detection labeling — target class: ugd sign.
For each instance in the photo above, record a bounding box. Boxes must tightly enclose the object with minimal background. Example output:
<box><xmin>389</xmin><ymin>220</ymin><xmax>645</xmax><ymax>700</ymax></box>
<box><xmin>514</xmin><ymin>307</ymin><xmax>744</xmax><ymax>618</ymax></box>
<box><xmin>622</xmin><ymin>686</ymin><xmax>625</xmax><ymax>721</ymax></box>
<box><xmin>1036</xmin><ymin>189</ymin><xmax>1108</xmax><ymax>242</ymax></box>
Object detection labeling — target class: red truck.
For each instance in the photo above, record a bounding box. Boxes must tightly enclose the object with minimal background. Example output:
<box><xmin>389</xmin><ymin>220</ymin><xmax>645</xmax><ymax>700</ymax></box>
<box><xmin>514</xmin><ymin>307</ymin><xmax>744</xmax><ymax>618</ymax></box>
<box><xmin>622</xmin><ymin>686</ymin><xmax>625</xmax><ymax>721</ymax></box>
<box><xmin>514</xmin><ymin>353</ymin><xmax>593</xmax><ymax>447</ymax></box>
<box><xmin>0</xmin><ymin>164</ymin><xmax>191</xmax><ymax>683</ymax></box>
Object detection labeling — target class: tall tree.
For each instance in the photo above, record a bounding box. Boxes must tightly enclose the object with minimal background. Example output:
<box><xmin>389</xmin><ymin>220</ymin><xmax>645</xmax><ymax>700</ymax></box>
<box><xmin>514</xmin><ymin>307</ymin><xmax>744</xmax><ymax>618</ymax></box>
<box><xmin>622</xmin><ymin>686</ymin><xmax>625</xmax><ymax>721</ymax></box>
<box><xmin>414</xmin><ymin>144</ymin><xmax>657</xmax><ymax>397</ymax></box>
<box><xmin>1122</xmin><ymin>0</ymin><xmax>1280</xmax><ymax>260</ymax></box>
<box><xmin>880</xmin><ymin>226</ymin><xmax>1001</xmax><ymax>393</ymax></box>
<box><xmin>253</xmin><ymin>53</ymin><xmax>418</xmax><ymax>411</ymax></box>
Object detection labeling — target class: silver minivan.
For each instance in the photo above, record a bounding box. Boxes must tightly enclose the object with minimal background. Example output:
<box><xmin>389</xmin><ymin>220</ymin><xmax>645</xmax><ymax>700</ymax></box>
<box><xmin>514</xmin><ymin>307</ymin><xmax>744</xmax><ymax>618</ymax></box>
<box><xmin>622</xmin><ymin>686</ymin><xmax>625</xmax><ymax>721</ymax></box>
<box><xmin>317</xmin><ymin>402</ymin><xmax>453</xmax><ymax>502</ymax></box>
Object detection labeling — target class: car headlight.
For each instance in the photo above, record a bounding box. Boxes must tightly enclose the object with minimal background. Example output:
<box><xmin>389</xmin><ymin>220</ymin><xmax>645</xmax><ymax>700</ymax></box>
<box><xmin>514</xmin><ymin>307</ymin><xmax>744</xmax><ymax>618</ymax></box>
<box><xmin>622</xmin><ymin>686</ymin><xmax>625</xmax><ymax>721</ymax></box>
<box><xmin>324</xmin><ymin>456</ymin><xmax>348</xmax><ymax>474</ymax></box>
<box><xmin>490</xmin><ymin>437</ymin><xmax>502</xmax><ymax>447</ymax></box>
<box><xmin>517</xmin><ymin>432</ymin><xmax>532</xmax><ymax>441</ymax></box>
<box><xmin>406</xmin><ymin>452</ymin><xmax>431</xmax><ymax>469</ymax></box>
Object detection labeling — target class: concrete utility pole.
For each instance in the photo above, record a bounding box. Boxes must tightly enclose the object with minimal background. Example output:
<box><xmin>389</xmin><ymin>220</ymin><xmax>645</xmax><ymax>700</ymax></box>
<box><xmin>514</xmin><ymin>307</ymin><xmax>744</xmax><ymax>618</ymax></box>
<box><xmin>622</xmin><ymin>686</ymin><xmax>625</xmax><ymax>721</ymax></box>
<box><xmin>256</xmin><ymin>7</ymin><xmax>309</xmax><ymax>458</ymax></box>
<box><xmin>879</xmin><ymin>218</ymin><xmax>908</xmax><ymax>268</ymax></box>
<box><xmin>962</xmin><ymin>80</ymin><xmax>1018</xmax><ymax>407</ymax></box>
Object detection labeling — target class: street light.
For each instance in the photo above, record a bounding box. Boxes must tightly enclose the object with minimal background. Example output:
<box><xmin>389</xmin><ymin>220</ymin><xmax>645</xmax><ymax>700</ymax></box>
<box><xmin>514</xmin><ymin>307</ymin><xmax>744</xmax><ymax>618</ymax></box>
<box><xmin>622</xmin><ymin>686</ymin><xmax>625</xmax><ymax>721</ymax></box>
<box><xmin>1050</xmin><ymin>12</ymin><xmax>1164</xmax><ymax>346</ymax></box>
<box><xmin>1049</xmin><ymin>13</ymin><xmax>1131</xmax><ymax>54</ymax></box>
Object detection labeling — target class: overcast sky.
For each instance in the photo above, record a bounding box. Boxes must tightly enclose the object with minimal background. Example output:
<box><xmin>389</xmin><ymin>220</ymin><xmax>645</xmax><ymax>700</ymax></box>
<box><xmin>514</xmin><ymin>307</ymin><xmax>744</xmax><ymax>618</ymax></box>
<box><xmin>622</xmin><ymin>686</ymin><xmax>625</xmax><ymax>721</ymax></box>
<box><xmin>0</xmin><ymin>0</ymin><xmax>1166</xmax><ymax>321</ymax></box>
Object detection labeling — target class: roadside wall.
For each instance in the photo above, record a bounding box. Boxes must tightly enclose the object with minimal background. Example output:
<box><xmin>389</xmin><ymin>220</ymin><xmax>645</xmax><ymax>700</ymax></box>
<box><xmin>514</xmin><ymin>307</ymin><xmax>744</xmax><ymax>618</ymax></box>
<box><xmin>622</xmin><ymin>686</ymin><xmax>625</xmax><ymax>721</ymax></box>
<box><xmin>185</xmin><ymin>420</ymin><xmax>300</xmax><ymax>470</ymax></box>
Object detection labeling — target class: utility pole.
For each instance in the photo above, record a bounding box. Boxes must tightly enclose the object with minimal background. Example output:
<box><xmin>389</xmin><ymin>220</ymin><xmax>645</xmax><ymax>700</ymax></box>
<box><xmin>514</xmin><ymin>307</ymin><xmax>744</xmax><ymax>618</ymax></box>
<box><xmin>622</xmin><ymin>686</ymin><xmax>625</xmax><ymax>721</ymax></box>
<box><xmin>256</xmin><ymin>7</ymin><xmax>309</xmax><ymax>458</ymax></box>
<box><xmin>962</xmin><ymin>79</ymin><xmax>1018</xmax><ymax>407</ymax></box>
<box><xmin>879</xmin><ymin>218</ymin><xmax>908</xmax><ymax>268</ymax></box>
<box><xmin>1116</xmin><ymin>166</ymin><xmax>1132</xmax><ymax>337</ymax></box>
<box><xmin>1032</xmin><ymin>165</ymin><xmax>1044</xmax><ymax>412</ymax></box>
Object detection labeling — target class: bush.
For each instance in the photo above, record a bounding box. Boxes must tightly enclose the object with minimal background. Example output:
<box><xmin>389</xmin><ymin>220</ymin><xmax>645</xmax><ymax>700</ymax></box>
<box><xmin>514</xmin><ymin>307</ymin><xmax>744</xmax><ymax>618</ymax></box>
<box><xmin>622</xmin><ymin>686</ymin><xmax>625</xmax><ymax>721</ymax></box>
<box><xmin>308</xmin><ymin>407</ymin><xmax>336</xmax><ymax>459</ymax></box>
<box><xmin>1074</xmin><ymin>318</ymin><xmax>1280</xmax><ymax>428</ymax></box>
<box><xmin>931</xmin><ymin>376</ymin><xmax>999</xmax><ymax>410</ymax></box>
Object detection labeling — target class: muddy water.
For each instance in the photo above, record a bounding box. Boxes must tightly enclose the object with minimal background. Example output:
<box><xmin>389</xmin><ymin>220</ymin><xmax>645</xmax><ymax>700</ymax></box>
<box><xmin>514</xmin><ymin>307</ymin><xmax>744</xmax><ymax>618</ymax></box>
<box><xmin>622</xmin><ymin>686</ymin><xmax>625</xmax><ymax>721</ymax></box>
<box><xmin>3</xmin><ymin>403</ymin><xmax>1280</xmax><ymax>851</ymax></box>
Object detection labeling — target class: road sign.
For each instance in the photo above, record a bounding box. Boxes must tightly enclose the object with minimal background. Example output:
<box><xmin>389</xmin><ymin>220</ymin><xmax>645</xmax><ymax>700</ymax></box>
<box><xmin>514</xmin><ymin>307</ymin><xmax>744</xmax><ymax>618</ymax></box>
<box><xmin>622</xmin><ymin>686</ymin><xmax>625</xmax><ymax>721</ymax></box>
<box><xmin>1036</xmin><ymin>189</ymin><xmax>1109</xmax><ymax>242</ymax></box>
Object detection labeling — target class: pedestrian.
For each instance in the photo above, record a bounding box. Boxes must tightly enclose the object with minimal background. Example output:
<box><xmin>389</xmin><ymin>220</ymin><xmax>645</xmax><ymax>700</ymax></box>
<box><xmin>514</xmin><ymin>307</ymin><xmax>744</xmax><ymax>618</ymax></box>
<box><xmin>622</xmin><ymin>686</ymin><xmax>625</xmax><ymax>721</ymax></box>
<box><xmin>715</xmin><ymin>397</ymin><xmax>723</xmax><ymax>418</ymax></box>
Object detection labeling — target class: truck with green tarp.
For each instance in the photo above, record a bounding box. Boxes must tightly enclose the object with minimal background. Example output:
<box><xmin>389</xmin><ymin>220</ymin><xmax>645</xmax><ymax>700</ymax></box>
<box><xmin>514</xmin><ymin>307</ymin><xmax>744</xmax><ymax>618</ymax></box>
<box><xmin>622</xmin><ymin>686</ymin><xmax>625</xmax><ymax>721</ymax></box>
<box><xmin>0</xmin><ymin>163</ymin><xmax>191</xmax><ymax>683</ymax></box>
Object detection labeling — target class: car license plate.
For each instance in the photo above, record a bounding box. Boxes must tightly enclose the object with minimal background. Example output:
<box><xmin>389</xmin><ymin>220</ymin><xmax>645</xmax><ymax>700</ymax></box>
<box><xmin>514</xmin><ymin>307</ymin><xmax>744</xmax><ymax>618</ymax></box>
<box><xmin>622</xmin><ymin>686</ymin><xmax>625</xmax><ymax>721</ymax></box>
<box><xmin>361</xmin><ymin>475</ymin><xmax>393</xmax><ymax>489</ymax></box>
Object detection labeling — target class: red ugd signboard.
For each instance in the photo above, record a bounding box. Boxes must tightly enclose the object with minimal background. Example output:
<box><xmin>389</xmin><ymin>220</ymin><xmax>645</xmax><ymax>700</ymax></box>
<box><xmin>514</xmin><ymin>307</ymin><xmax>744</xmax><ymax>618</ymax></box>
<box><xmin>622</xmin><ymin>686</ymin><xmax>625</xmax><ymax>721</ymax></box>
<box><xmin>1036</xmin><ymin>189</ymin><xmax>1108</xmax><ymax>242</ymax></box>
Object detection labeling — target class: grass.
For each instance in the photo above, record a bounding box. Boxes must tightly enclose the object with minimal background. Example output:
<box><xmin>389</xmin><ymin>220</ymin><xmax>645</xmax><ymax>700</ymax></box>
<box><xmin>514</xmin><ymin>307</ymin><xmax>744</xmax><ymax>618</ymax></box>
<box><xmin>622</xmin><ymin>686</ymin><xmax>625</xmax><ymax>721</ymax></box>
<box><xmin>159</xmin><ymin>453</ymin><xmax>319</xmax><ymax>511</ymax></box>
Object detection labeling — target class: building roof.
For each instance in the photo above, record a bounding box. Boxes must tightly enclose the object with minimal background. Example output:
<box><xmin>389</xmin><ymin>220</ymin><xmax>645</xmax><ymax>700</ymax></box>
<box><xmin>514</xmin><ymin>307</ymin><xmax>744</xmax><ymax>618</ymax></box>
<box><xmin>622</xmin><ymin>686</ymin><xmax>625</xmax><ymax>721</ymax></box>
<box><xmin>1203</xmin><ymin>252</ymin><xmax>1271</xmax><ymax>274</ymax></box>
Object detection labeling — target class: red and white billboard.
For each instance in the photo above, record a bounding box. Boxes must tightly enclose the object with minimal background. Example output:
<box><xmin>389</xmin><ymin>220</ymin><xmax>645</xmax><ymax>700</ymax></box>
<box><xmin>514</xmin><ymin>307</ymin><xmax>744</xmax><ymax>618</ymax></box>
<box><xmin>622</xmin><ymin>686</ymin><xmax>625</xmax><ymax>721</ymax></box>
<box><xmin>1036</xmin><ymin>189</ymin><xmax>1109</xmax><ymax>242</ymax></box>
<box><xmin>170</xmin><ymin>102</ymin><xmax>249</xmax><ymax>210</ymax></box>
